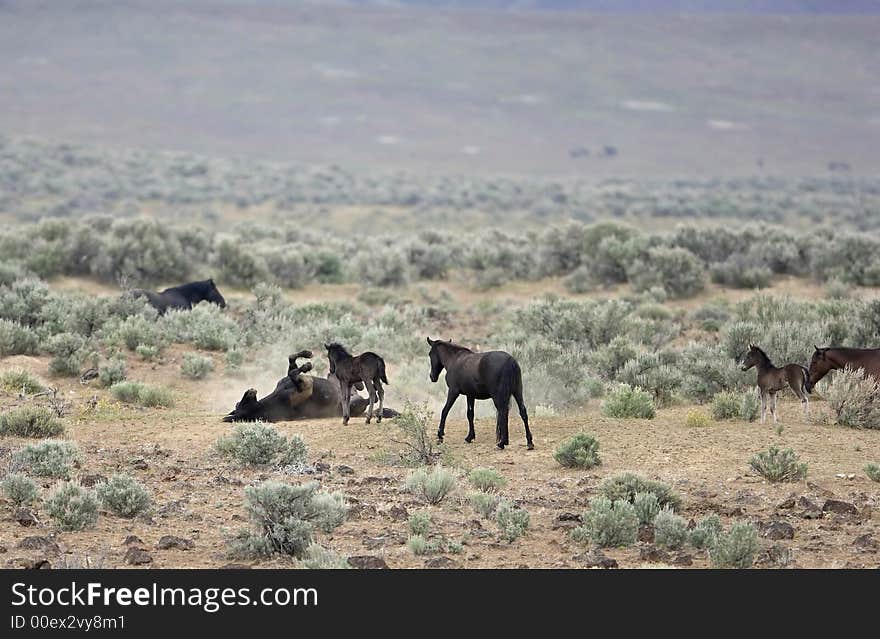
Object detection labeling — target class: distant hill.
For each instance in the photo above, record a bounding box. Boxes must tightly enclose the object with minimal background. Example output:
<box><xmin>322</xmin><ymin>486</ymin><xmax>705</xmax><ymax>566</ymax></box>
<box><xmin>0</xmin><ymin>0</ymin><xmax>878</xmax><ymax>177</ymax></box>
<box><xmin>354</xmin><ymin>1</ymin><xmax>880</xmax><ymax>14</ymax></box>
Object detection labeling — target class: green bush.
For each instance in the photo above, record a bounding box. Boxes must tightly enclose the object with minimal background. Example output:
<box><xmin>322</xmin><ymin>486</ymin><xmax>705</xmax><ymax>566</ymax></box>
<box><xmin>0</xmin><ymin>370</ymin><xmax>45</xmax><ymax>395</ymax></box>
<box><xmin>96</xmin><ymin>473</ymin><xmax>151</xmax><ymax>518</ymax></box>
<box><xmin>162</xmin><ymin>305</ymin><xmax>238</xmax><ymax>351</ymax></box>
<box><xmin>230</xmin><ymin>481</ymin><xmax>349</xmax><ymax>558</ymax></box>
<box><xmin>407</xmin><ymin>534</ymin><xmax>438</xmax><ymax>555</ymax></box>
<box><xmin>405</xmin><ymin>466</ymin><xmax>457</xmax><ymax>504</ymax></box>
<box><xmin>469</xmin><ymin>492</ymin><xmax>500</xmax><ymax>518</ymax></box>
<box><xmin>824</xmin><ymin>367</ymin><xmax>880</xmax><ymax>429</ymax></box>
<box><xmin>553</xmin><ymin>433</ymin><xmax>601</xmax><ymax>469</ymax></box>
<box><xmin>710</xmin><ymin>522</ymin><xmax>759</xmax><ymax>569</ymax></box>
<box><xmin>749</xmin><ymin>446</ymin><xmax>807</xmax><ymax>482</ymax></box>
<box><xmin>599</xmin><ymin>472</ymin><xmax>681</xmax><ymax>510</ymax></box>
<box><xmin>12</xmin><ymin>440</ymin><xmax>80</xmax><ymax>478</ymax></box>
<box><xmin>408</xmin><ymin>511</ymin><xmax>432</xmax><ymax>536</ymax></box>
<box><xmin>468</xmin><ymin>467</ymin><xmax>507</xmax><ymax>492</ymax></box>
<box><xmin>685</xmin><ymin>409</ymin><xmax>712</xmax><ymax>428</ymax></box>
<box><xmin>110</xmin><ymin>381</ymin><xmax>173</xmax><ymax>407</ymax></box>
<box><xmin>181</xmin><ymin>353</ymin><xmax>214</xmax><ymax>380</ymax></box>
<box><xmin>628</xmin><ymin>247</ymin><xmax>706</xmax><ymax>299</ymax></box>
<box><xmin>739</xmin><ymin>392</ymin><xmax>760</xmax><ymax>421</ymax></box>
<box><xmin>632</xmin><ymin>491</ymin><xmax>660</xmax><ymax>525</ymax></box>
<box><xmin>572</xmin><ymin>497</ymin><xmax>639</xmax><ymax>547</ymax></box>
<box><xmin>394</xmin><ymin>402</ymin><xmax>440</xmax><ymax>466</ymax></box>
<box><xmin>298</xmin><ymin>544</ymin><xmax>350</xmax><ymax>569</ymax></box>
<box><xmin>689</xmin><ymin>514</ymin><xmax>723</xmax><ymax>550</ymax></box>
<box><xmin>495</xmin><ymin>499</ymin><xmax>530</xmax><ymax>542</ymax></box>
<box><xmin>866</xmin><ymin>462</ymin><xmax>880</xmax><ymax>482</ymax></box>
<box><xmin>111</xmin><ymin>314</ymin><xmax>167</xmax><ymax>352</ymax></box>
<box><xmin>616</xmin><ymin>355</ymin><xmax>681</xmax><ymax>407</ymax></box>
<box><xmin>46</xmin><ymin>333</ymin><xmax>89</xmax><ymax>377</ymax></box>
<box><xmin>0</xmin><ymin>319</ymin><xmax>39</xmax><ymax>356</ymax></box>
<box><xmin>135</xmin><ymin>344</ymin><xmax>159</xmax><ymax>361</ymax></box>
<box><xmin>601</xmin><ymin>384</ymin><xmax>655</xmax><ymax>419</ymax></box>
<box><xmin>653</xmin><ymin>507</ymin><xmax>688</xmax><ymax>550</ymax></box>
<box><xmin>1</xmin><ymin>472</ymin><xmax>38</xmax><ymax>507</ymax></box>
<box><xmin>0</xmin><ymin>406</ymin><xmax>64</xmax><ymax>437</ymax></box>
<box><xmin>98</xmin><ymin>358</ymin><xmax>126</xmax><ymax>387</ymax></box>
<box><xmin>711</xmin><ymin>392</ymin><xmax>740</xmax><ymax>420</ymax></box>
<box><xmin>215</xmin><ymin>423</ymin><xmax>307</xmax><ymax>468</ymax></box>
<box><xmin>45</xmin><ymin>481</ymin><xmax>100</xmax><ymax>531</ymax></box>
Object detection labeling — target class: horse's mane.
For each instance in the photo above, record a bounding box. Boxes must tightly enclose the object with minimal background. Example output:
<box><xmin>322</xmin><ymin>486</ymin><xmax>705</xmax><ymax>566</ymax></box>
<box><xmin>326</xmin><ymin>342</ymin><xmax>352</xmax><ymax>356</ymax></box>
<box><xmin>434</xmin><ymin>340</ymin><xmax>473</xmax><ymax>353</ymax></box>
<box><xmin>750</xmin><ymin>345</ymin><xmax>773</xmax><ymax>366</ymax></box>
<box><xmin>161</xmin><ymin>280</ymin><xmax>211</xmax><ymax>295</ymax></box>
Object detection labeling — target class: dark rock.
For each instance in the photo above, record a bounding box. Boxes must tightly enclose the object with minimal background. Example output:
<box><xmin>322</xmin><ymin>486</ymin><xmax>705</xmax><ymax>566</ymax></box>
<box><xmin>80</xmin><ymin>474</ymin><xmax>107</xmax><ymax>488</ymax></box>
<box><xmin>639</xmin><ymin>545</ymin><xmax>670</xmax><ymax>563</ymax></box>
<box><xmin>347</xmin><ymin>555</ymin><xmax>389</xmax><ymax>569</ymax></box>
<box><xmin>822</xmin><ymin>499</ymin><xmax>858</xmax><ymax>515</ymax></box>
<box><xmin>762</xmin><ymin>521</ymin><xmax>795</xmax><ymax>540</ymax></box>
<box><xmin>10</xmin><ymin>557</ymin><xmax>51</xmax><ymax>569</ymax></box>
<box><xmin>638</xmin><ymin>523</ymin><xmax>655</xmax><ymax>543</ymax></box>
<box><xmin>798</xmin><ymin>496</ymin><xmax>819</xmax><ymax>510</ymax></box>
<box><xmin>14</xmin><ymin>508</ymin><xmax>38</xmax><ymax>527</ymax></box>
<box><xmin>797</xmin><ymin>497</ymin><xmax>822</xmax><ymax>519</ymax></box>
<box><xmin>363</xmin><ymin>536</ymin><xmax>388</xmax><ymax>550</ymax></box>
<box><xmin>220</xmin><ymin>563</ymin><xmax>251</xmax><ymax>569</ymax></box>
<box><xmin>156</xmin><ymin>535</ymin><xmax>194</xmax><ymax>551</ymax></box>
<box><xmin>123</xmin><ymin>535</ymin><xmax>144</xmax><ymax>546</ymax></box>
<box><xmin>17</xmin><ymin>536</ymin><xmax>60</xmax><ymax>554</ymax></box>
<box><xmin>853</xmin><ymin>534</ymin><xmax>878</xmax><ymax>552</ymax></box>
<box><xmin>755</xmin><ymin>544</ymin><xmax>792</xmax><ymax>568</ymax></box>
<box><xmin>552</xmin><ymin>512</ymin><xmax>582</xmax><ymax>530</ymax></box>
<box><xmin>0</xmin><ymin>545</ymin><xmax>6</xmax><ymax>553</ymax></box>
<box><xmin>388</xmin><ymin>505</ymin><xmax>408</xmax><ymax>521</ymax></box>
<box><xmin>124</xmin><ymin>547</ymin><xmax>153</xmax><ymax>565</ymax></box>
<box><xmin>777</xmin><ymin>495</ymin><xmax>797</xmax><ymax>509</ymax></box>
<box><xmin>425</xmin><ymin>556</ymin><xmax>458</xmax><ymax>568</ymax></box>
<box><xmin>672</xmin><ymin>553</ymin><xmax>693</xmax><ymax>566</ymax></box>
<box><xmin>314</xmin><ymin>462</ymin><xmax>331</xmax><ymax>473</ymax></box>
<box><xmin>130</xmin><ymin>459</ymin><xmax>149</xmax><ymax>471</ymax></box>
<box><xmin>335</xmin><ymin>465</ymin><xmax>355</xmax><ymax>476</ymax></box>
<box><xmin>575</xmin><ymin>550</ymin><xmax>618</xmax><ymax>569</ymax></box>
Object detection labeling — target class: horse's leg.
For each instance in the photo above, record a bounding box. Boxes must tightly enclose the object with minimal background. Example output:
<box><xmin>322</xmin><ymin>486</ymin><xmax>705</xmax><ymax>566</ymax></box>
<box><xmin>792</xmin><ymin>380</ymin><xmax>809</xmax><ymax>419</ymax></box>
<box><xmin>465</xmin><ymin>395</ymin><xmax>476</xmax><ymax>443</ymax></box>
<box><xmin>363</xmin><ymin>379</ymin><xmax>375</xmax><ymax>424</ymax></box>
<box><xmin>771</xmin><ymin>391</ymin><xmax>778</xmax><ymax>423</ymax></box>
<box><xmin>493</xmin><ymin>395</ymin><xmax>510</xmax><ymax>449</ymax></box>
<box><xmin>342</xmin><ymin>383</ymin><xmax>352</xmax><ymax>425</ymax></box>
<box><xmin>374</xmin><ymin>379</ymin><xmax>384</xmax><ymax>423</ymax></box>
<box><xmin>438</xmin><ymin>388</ymin><xmax>460</xmax><ymax>443</ymax></box>
<box><xmin>513</xmin><ymin>388</ymin><xmax>534</xmax><ymax>450</ymax></box>
<box><xmin>759</xmin><ymin>390</ymin><xmax>766</xmax><ymax>424</ymax></box>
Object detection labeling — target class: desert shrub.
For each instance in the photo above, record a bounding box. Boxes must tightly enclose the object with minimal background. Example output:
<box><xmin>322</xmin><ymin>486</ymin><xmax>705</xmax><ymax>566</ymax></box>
<box><xmin>215</xmin><ymin>423</ymin><xmax>306</xmax><ymax>468</ymax></box>
<box><xmin>12</xmin><ymin>440</ymin><xmax>80</xmax><ymax>478</ymax></box>
<box><xmin>689</xmin><ymin>513</ymin><xmax>723</xmax><ymax>550</ymax></box>
<box><xmin>571</xmin><ymin>497</ymin><xmax>638</xmax><ymax>547</ymax></box>
<box><xmin>45</xmin><ymin>333</ymin><xmax>89</xmax><ymax>377</ymax></box>
<box><xmin>230</xmin><ymin>481</ymin><xmax>349</xmax><ymax>558</ymax></box>
<box><xmin>224</xmin><ymin>349</ymin><xmax>244</xmax><ymax>374</ymax></box>
<box><xmin>617</xmin><ymin>354</ymin><xmax>681</xmax><ymax>406</ymax></box>
<box><xmin>628</xmin><ymin>247</ymin><xmax>706</xmax><ymax>299</ymax></box>
<box><xmin>0</xmin><ymin>406</ymin><xmax>64</xmax><ymax>438</ymax></box>
<box><xmin>678</xmin><ymin>343</ymin><xmax>745</xmax><ymax>403</ymax></box>
<box><xmin>407</xmin><ymin>534</ymin><xmax>438</xmax><ymax>555</ymax></box>
<box><xmin>181</xmin><ymin>353</ymin><xmax>214</xmax><ymax>379</ymax></box>
<box><xmin>825</xmin><ymin>279</ymin><xmax>852</xmax><ymax>300</ymax></box>
<box><xmin>710</xmin><ymin>522</ymin><xmax>759</xmax><ymax>569</ymax></box>
<box><xmin>108</xmin><ymin>314</ymin><xmax>167</xmax><ymax>353</ymax></box>
<box><xmin>298</xmin><ymin>544</ymin><xmax>350</xmax><ymax>569</ymax></box>
<box><xmin>96</xmin><ymin>473</ymin><xmax>151</xmax><ymax>518</ymax></box>
<box><xmin>0</xmin><ymin>370</ymin><xmax>45</xmax><ymax>395</ymax></box>
<box><xmin>1</xmin><ymin>472</ymin><xmax>38</xmax><ymax>507</ymax></box>
<box><xmin>632</xmin><ymin>491</ymin><xmax>660</xmax><ymax>525</ymax></box>
<box><xmin>468</xmin><ymin>467</ymin><xmax>507</xmax><ymax>492</ymax></box>
<box><xmin>395</xmin><ymin>402</ymin><xmax>440</xmax><ymax>465</ymax></box>
<box><xmin>162</xmin><ymin>305</ymin><xmax>238</xmax><ymax>351</ymax></box>
<box><xmin>0</xmin><ymin>319</ymin><xmax>39</xmax><ymax>356</ymax></box>
<box><xmin>408</xmin><ymin>511</ymin><xmax>432</xmax><ymax>536</ymax></box>
<box><xmin>711</xmin><ymin>257</ymin><xmax>772</xmax><ymax>289</ymax></box>
<box><xmin>653</xmin><ymin>507</ymin><xmax>688</xmax><ymax>550</ymax></box>
<box><xmin>215</xmin><ymin>240</ymin><xmax>270</xmax><ymax>288</ymax></box>
<box><xmin>354</xmin><ymin>242</ymin><xmax>409</xmax><ymax>287</ymax></box>
<box><xmin>685</xmin><ymin>409</ymin><xmax>712</xmax><ymax>428</ymax></box>
<box><xmin>553</xmin><ymin>433</ymin><xmax>601</xmax><ymax>469</ymax></box>
<box><xmin>0</xmin><ymin>279</ymin><xmax>50</xmax><ymax>327</ymax></box>
<box><xmin>599</xmin><ymin>472</ymin><xmax>680</xmax><ymax>509</ymax></box>
<box><xmin>135</xmin><ymin>344</ymin><xmax>159</xmax><ymax>361</ymax></box>
<box><xmin>711</xmin><ymin>392</ymin><xmax>740</xmax><ymax>420</ymax></box>
<box><xmin>691</xmin><ymin>302</ymin><xmax>731</xmax><ymax>332</ymax></box>
<box><xmin>110</xmin><ymin>381</ymin><xmax>173</xmax><ymax>407</ymax></box>
<box><xmin>45</xmin><ymin>481</ymin><xmax>100</xmax><ymax>532</ymax></box>
<box><xmin>824</xmin><ymin>367</ymin><xmax>880</xmax><ymax>429</ymax></box>
<box><xmin>749</xmin><ymin>446</ymin><xmax>807</xmax><ymax>482</ymax></box>
<box><xmin>590</xmin><ymin>336</ymin><xmax>639</xmax><ymax>380</ymax></box>
<box><xmin>405</xmin><ymin>466</ymin><xmax>457</xmax><ymax>505</ymax></box>
<box><xmin>98</xmin><ymin>358</ymin><xmax>126</xmax><ymax>387</ymax></box>
<box><xmin>865</xmin><ymin>463</ymin><xmax>880</xmax><ymax>482</ymax></box>
<box><xmin>739</xmin><ymin>392</ymin><xmax>760</xmax><ymax>421</ymax></box>
<box><xmin>601</xmin><ymin>384</ymin><xmax>655</xmax><ymax>419</ymax></box>
<box><xmin>495</xmin><ymin>499</ymin><xmax>530</xmax><ymax>542</ymax></box>
<box><xmin>469</xmin><ymin>492</ymin><xmax>500</xmax><ymax>518</ymax></box>
<box><xmin>563</xmin><ymin>265</ymin><xmax>596</xmax><ymax>293</ymax></box>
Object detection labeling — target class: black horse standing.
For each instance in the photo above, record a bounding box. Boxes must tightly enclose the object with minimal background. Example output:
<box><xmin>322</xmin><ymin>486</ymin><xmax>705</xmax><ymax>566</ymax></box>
<box><xmin>130</xmin><ymin>279</ymin><xmax>227</xmax><ymax>314</ymax></box>
<box><xmin>427</xmin><ymin>338</ymin><xmax>533</xmax><ymax>450</ymax></box>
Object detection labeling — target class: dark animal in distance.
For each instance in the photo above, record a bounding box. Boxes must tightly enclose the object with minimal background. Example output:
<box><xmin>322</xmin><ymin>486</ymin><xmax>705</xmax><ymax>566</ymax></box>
<box><xmin>324</xmin><ymin>343</ymin><xmax>388</xmax><ymax>425</ymax></box>
<box><xmin>807</xmin><ymin>346</ymin><xmax>880</xmax><ymax>390</ymax></box>
<box><xmin>130</xmin><ymin>279</ymin><xmax>226</xmax><ymax>314</ymax></box>
<box><xmin>739</xmin><ymin>344</ymin><xmax>809</xmax><ymax>423</ymax></box>
<box><xmin>223</xmin><ymin>351</ymin><xmax>397</xmax><ymax>423</ymax></box>
<box><xmin>427</xmin><ymin>338</ymin><xmax>533</xmax><ymax>450</ymax></box>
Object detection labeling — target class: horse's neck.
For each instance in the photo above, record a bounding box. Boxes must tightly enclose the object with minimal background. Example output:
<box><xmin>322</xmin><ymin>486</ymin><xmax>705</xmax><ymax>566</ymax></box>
<box><xmin>165</xmin><ymin>282</ymin><xmax>202</xmax><ymax>300</ymax></box>
<box><xmin>438</xmin><ymin>344</ymin><xmax>471</xmax><ymax>366</ymax></box>
<box><xmin>753</xmin><ymin>352</ymin><xmax>775</xmax><ymax>372</ymax></box>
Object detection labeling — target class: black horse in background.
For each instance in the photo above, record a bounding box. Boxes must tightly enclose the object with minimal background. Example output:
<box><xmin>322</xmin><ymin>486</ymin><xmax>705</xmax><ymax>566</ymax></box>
<box><xmin>130</xmin><ymin>279</ymin><xmax>227</xmax><ymax>314</ymax></box>
<box><xmin>427</xmin><ymin>338</ymin><xmax>533</xmax><ymax>450</ymax></box>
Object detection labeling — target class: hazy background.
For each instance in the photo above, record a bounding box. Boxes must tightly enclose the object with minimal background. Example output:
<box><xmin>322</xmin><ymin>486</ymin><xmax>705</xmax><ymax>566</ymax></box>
<box><xmin>1</xmin><ymin>0</ymin><xmax>878</xmax><ymax>177</ymax></box>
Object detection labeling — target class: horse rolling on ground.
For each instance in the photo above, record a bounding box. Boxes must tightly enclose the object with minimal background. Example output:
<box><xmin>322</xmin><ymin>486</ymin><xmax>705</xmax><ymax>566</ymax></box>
<box><xmin>807</xmin><ymin>346</ymin><xmax>880</xmax><ymax>390</ymax></box>
<box><xmin>427</xmin><ymin>338</ymin><xmax>534</xmax><ymax>450</ymax></box>
<box><xmin>740</xmin><ymin>344</ymin><xmax>809</xmax><ymax>423</ymax></box>
<box><xmin>130</xmin><ymin>279</ymin><xmax>226</xmax><ymax>314</ymax></box>
<box><xmin>324</xmin><ymin>343</ymin><xmax>389</xmax><ymax>425</ymax></box>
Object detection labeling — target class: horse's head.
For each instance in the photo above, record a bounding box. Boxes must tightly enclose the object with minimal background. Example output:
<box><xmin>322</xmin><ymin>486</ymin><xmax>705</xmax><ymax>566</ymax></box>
<box><xmin>223</xmin><ymin>388</ymin><xmax>259</xmax><ymax>422</ymax></box>
<box><xmin>426</xmin><ymin>337</ymin><xmax>445</xmax><ymax>383</ymax></box>
<box><xmin>324</xmin><ymin>343</ymin><xmax>343</xmax><ymax>374</ymax></box>
<box><xmin>807</xmin><ymin>346</ymin><xmax>833</xmax><ymax>390</ymax></box>
<box><xmin>204</xmin><ymin>279</ymin><xmax>227</xmax><ymax>308</ymax></box>
<box><xmin>740</xmin><ymin>344</ymin><xmax>760</xmax><ymax>371</ymax></box>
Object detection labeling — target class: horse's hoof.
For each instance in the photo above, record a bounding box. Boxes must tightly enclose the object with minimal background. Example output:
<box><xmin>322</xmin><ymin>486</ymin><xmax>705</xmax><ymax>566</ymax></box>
<box><xmin>465</xmin><ymin>437</ymin><xmax>474</xmax><ymax>443</ymax></box>
<box><xmin>365</xmin><ymin>418</ymin><xmax>372</xmax><ymax>425</ymax></box>
<box><xmin>527</xmin><ymin>443</ymin><xmax>535</xmax><ymax>450</ymax></box>
<box><xmin>496</xmin><ymin>443</ymin><xmax>505</xmax><ymax>450</ymax></box>
<box><xmin>376</xmin><ymin>417</ymin><xmax>382</xmax><ymax>424</ymax></box>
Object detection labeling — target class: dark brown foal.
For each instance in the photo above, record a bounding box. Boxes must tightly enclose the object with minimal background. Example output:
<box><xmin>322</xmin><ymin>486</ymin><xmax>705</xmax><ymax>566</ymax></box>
<box><xmin>740</xmin><ymin>344</ymin><xmax>809</xmax><ymax>423</ymax></box>
<box><xmin>324</xmin><ymin>343</ymin><xmax>389</xmax><ymax>425</ymax></box>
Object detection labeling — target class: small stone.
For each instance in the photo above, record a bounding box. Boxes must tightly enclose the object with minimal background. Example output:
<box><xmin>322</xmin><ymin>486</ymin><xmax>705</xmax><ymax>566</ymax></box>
<box><xmin>314</xmin><ymin>462</ymin><xmax>331</xmax><ymax>473</ymax></box>
<box><xmin>335</xmin><ymin>465</ymin><xmax>355</xmax><ymax>476</ymax></box>
<box><xmin>425</xmin><ymin>556</ymin><xmax>458</xmax><ymax>568</ymax></box>
<box><xmin>80</xmin><ymin>474</ymin><xmax>107</xmax><ymax>488</ymax></box>
<box><xmin>156</xmin><ymin>535</ymin><xmax>194</xmax><ymax>550</ymax></box>
<box><xmin>347</xmin><ymin>555</ymin><xmax>389</xmax><ymax>569</ymax></box>
<box><xmin>672</xmin><ymin>553</ymin><xmax>693</xmax><ymax>566</ymax></box>
<box><xmin>639</xmin><ymin>545</ymin><xmax>670</xmax><ymax>563</ymax></box>
<box><xmin>552</xmin><ymin>512</ymin><xmax>582</xmax><ymax>530</ymax></box>
<box><xmin>762</xmin><ymin>521</ymin><xmax>795</xmax><ymax>540</ymax></box>
<box><xmin>131</xmin><ymin>459</ymin><xmax>149</xmax><ymax>471</ymax></box>
<box><xmin>17</xmin><ymin>536</ymin><xmax>60</xmax><ymax>554</ymax></box>
<box><xmin>638</xmin><ymin>523</ymin><xmax>655</xmax><ymax>543</ymax></box>
<box><xmin>220</xmin><ymin>563</ymin><xmax>251</xmax><ymax>569</ymax></box>
<box><xmin>388</xmin><ymin>505</ymin><xmax>408</xmax><ymax>521</ymax></box>
<box><xmin>575</xmin><ymin>550</ymin><xmax>618</xmax><ymax>569</ymax></box>
<box><xmin>777</xmin><ymin>495</ymin><xmax>796</xmax><ymax>509</ymax></box>
<box><xmin>0</xmin><ymin>545</ymin><xmax>6</xmax><ymax>553</ymax></box>
<box><xmin>822</xmin><ymin>499</ymin><xmax>858</xmax><ymax>515</ymax></box>
<box><xmin>14</xmin><ymin>508</ymin><xmax>38</xmax><ymax>527</ymax></box>
<box><xmin>123</xmin><ymin>535</ymin><xmax>144</xmax><ymax>546</ymax></box>
<box><xmin>853</xmin><ymin>534</ymin><xmax>878</xmax><ymax>552</ymax></box>
<box><xmin>124</xmin><ymin>547</ymin><xmax>153</xmax><ymax>565</ymax></box>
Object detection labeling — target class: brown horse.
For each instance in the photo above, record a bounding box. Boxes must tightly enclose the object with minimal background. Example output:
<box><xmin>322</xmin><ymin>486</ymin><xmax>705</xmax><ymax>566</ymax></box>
<box><xmin>740</xmin><ymin>344</ymin><xmax>809</xmax><ymax>423</ymax></box>
<box><xmin>807</xmin><ymin>346</ymin><xmax>880</xmax><ymax>390</ymax></box>
<box><xmin>324</xmin><ymin>343</ymin><xmax>389</xmax><ymax>425</ymax></box>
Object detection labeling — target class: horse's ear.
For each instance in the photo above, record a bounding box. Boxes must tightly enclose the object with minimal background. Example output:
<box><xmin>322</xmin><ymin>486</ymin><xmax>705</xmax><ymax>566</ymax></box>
<box><xmin>323</xmin><ymin>343</ymin><xmax>330</xmax><ymax>350</ymax></box>
<box><xmin>426</xmin><ymin>337</ymin><xmax>434</xmax><ymax>346</ymax></box>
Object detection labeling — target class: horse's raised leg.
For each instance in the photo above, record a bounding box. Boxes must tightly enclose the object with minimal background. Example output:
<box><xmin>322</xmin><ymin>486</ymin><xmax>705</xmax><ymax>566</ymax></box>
<box><xmin>465</xmin><ymin>395</ymin><xmax>476</xmax><ymax>443</ymax></box>
<box><xmin>374</xmin><ymin>380</ymin><xmax>384</xmax><ymax>423</ymax></box>
<box><xmin>438</xmin><ymin>388</ymin><xmax>460</xmax><ymax>443</ymax></box>
<box><xmin>493</xmin><ymin>395</ymin><xmax>510</xmax><ymax>449</ymax></box>
<box><xmin>792</xmin><ymin>381</ymin><xmax>810</xmax><ymax>419</ymax></box>
<box><xmin>513</xmin><ymin>388</ymin><xmax>534</xmax><ymax>450</ymax></box>
<box><xmin>363</xmin><ymin>379</ymin><xmax>375</xmax><ymax>424</ymax></box>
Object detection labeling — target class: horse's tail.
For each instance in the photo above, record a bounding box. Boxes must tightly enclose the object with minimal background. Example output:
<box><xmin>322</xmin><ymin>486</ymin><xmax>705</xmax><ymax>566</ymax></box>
<box><xmin>378</xmin><ymin>357</ymin><xmax>389</xmax><ymax>385</ymax></box>
<box><xmin>495</xmin><ymin>356</ymin><xmax>522</xmax><ymax>408</ymax></box>
<box><xmin>801</xmin><ymin>365</ymin><xmax>812</xmax><ymax>394</ymax></box>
